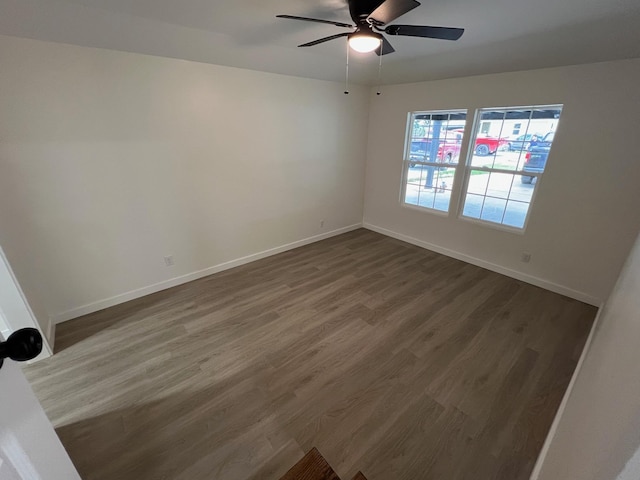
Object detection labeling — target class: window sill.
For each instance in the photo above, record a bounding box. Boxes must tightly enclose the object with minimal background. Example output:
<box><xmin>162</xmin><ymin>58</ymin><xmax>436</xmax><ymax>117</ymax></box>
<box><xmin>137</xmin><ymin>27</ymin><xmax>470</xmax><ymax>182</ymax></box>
<box><xmin>400</xmin><ymin>201</ymin><xmax>450</xmax><ymax>217</ymax></box>
<box><xmin>458</xmin><ymin>214</ymin><xmax>527</xmax><ymax>235</ymax></box>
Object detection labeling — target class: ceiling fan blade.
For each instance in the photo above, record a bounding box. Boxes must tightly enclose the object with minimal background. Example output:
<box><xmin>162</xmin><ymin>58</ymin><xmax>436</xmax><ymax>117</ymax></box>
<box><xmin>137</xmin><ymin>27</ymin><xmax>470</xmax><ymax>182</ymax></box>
<box><xmin>368</xmin><ymin>0</ymin><xmax>420</xmax><ymax>26</ymax></box>
<box><xmin>376</xmin><ymin>36</ymin><xmax>396</xmax><ymax>56</ymax></box>
<box><xmin>298</xmin><ymin>32</ymin><xmax>350</xmax><ymax>47</ymax></box>
<box><xmin>276</xmin><ymin>15</ymin><xmax>353</xmax><ymax>29</ymax></box>
<box><xmin>384</xmin><ymin>24</ymin><xmax>464</xmax><ymax>40</ymax></box>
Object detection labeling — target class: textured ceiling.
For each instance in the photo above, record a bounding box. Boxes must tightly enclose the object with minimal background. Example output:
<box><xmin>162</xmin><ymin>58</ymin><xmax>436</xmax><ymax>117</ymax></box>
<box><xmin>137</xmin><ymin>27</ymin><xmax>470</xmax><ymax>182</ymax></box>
<box><xmin>1</xmin><ymin>0</ymin><xmax>640</xmax><ymax>85</ymax></box>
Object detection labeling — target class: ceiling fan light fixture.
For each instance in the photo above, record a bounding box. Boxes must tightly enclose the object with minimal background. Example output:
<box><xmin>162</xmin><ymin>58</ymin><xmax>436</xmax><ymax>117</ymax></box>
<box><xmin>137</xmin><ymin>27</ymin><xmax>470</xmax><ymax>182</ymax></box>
<box><xmin>348</xmin><ymin>32</ymin><xmax>382</xmax><ymax>53</ymax></box>
<box><xmin>278</xmin><ymin>0</ymin><xmax>465</xmax><ymax>58</ymax></box>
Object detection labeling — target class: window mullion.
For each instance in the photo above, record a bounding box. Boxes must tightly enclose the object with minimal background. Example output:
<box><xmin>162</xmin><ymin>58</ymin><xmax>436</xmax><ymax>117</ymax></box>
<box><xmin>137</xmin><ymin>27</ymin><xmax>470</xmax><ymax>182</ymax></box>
<box><xmin>469</xmin><ymin>165</ymin><xmax>541</xmax><ymax>176</ymax></box>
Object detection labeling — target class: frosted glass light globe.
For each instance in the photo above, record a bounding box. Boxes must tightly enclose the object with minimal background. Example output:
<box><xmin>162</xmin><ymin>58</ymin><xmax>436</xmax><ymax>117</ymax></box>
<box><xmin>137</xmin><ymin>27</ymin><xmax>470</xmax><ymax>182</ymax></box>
<box><xmin>349</xmin><ymin>34</ymin><xmax>381</xmax><ymax>53</ymax></box>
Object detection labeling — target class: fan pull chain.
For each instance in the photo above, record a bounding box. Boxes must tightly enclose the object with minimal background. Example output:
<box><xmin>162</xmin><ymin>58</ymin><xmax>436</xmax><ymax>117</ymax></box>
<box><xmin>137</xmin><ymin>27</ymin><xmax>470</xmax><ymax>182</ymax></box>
<box><xmin>376</xmin><ymin>50</ymin><xmax>383</xmax><ymax>96</ymax></box>
<box><xmin>344</xmin><ymin>42</ymin><xmax>350</xmax><ymax>95</ymax></box>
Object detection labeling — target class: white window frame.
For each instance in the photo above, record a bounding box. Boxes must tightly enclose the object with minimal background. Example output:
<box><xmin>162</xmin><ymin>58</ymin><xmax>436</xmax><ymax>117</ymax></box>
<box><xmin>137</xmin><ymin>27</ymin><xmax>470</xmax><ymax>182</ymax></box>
<box><xmin>400</xmin><ymin>109</ymin><xmax>468</xmax><ymax>215</ymax></box>
<box><xmin>458</xmin><ymin>104</ymin><xmax>563</xmax><ymax>233</ymax></box>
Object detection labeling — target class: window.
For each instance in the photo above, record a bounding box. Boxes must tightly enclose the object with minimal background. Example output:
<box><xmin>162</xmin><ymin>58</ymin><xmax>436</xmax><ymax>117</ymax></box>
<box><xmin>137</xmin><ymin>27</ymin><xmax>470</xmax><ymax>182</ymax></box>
<box><xmin>460</xmin><ymin>105</ymin><xmax>563</xmax><ymax>230</ymax></box>
<box><xmin>402</xmin><ymin>110</ymin><xmax>467</xmax><ymax>213</ymax></box>
<box><xmin>400</xmin><ymin>105</ymin><xmax>563</xmax><ymax>231</ymax></box>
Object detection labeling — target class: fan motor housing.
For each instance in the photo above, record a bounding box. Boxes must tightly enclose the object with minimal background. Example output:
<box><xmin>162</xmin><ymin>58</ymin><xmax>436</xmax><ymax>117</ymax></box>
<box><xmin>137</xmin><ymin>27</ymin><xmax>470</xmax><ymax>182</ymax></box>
<box><xmin>349</xmin><ymin>0</ymin><xmax>386</xmax><ymax>23</ymax></box>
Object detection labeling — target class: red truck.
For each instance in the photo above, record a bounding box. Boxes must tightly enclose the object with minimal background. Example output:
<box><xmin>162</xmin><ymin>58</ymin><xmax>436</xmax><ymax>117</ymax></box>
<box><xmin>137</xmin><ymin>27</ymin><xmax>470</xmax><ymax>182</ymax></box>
<box><xmin>473</xmin><ymin>135</ymin><xmax>509</xmax><ymax>156</ymax></box>
<box><xmin>409</xmin><ymin>131</ymin><xmax>463</xmax><ymax>166</ymax></box>
<box><xmin>409</xmin><ymin>130</ymin><xmax>509</xmax><ymax>167</ymax></box>
<box><xmin>453</xmin><ymin>129</ymin><xmax>509</xmax><ymax>156</ymax></box>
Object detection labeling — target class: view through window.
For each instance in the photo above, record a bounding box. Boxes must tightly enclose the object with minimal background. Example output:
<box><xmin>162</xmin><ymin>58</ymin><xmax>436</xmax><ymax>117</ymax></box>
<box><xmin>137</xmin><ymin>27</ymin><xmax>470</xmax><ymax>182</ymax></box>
<box><xmin>460</xmin><ymin>105</ymin><xmax>563</xmax><ymax>229</ymax></box>
<box><xmin>401</xmin><ymin>105</ymin><xmax>563</xmax><ymax>231</ymax></box>
<box><xmin>402</xmin><ymin>110</ymin><xmax>467</xmax><ymax>213</ymax></box>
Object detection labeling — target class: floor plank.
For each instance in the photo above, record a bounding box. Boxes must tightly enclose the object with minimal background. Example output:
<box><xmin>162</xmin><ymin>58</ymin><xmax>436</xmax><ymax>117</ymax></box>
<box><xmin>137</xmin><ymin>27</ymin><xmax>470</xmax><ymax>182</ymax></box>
<box><xmin>23</xmin><ymin>229</ymin><xmax>597</xmax><ymax>480</ymax></box>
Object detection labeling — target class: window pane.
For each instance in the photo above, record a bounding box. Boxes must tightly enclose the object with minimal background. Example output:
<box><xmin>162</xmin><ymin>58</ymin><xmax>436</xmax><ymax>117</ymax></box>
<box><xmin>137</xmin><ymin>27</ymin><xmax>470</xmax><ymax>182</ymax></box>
<box><xmin>410</xmin><ymin>119</ymin><xmax>466</xmax><ymax>164</ymax></box>
<box><xmin>503</xmin><ymin>201</ymin><xmax>530</xmax><ymax>228</ymax></box>
<box><xmin>409</xmin><ymin>140</ymin><xmax>428</xmax><ymax>163</ymax></box>
<box><xmin>480</xmin><ymin>197</ymin><xmax>507</xmax><ymax>223</ymax></box>
<box><xmin>469</xmin><ymin>141</ymin><xmax>508</xmax><ymax>168</ymax></box>
<box><xmin>462</xmin><ymin>105</ymin><xmax>563</xmax><ymax>230</ymax></box>
<box><xmin>467</xmin><ymin>170</ymin><xmax>489</xmax><ymax>195</ymax></box>
<box><xmin>418</xmin><ymin>189</ymin><xmax>436</xmax><ymax>209</ymax></box>
<box><xmin>486</xmin><ymin>172</ymin><xmax>514</xmax><ymax>199</ymax></box>
<box><xmin>434</xmin><ymin>193</ymin><xmax>452</xmax><ymax>212</ymax></box>
<box><xmin>433</xmin><ymin>167</ymin><xmax>455</xmax><ymax>212</ymax></box>
<box><xmin>462</xmin><ymin>193</ymin><xmax>484</xmax><ymax>219</ymax></box>
<box><xmin>523</xmin><ymin>129</ymin><xmax>558</xmax><ymax>174</ymax></box>
<box><xmin>463</xmin><ymin>172</ymin><xmax>534</xmax><ymax>227</ymax></box>
<box><xmin>421</xmin><ymin>165</ymin><xmax>438</xmax><ymax>188</ymax></box>
<box><xmin>404</xmin><ymin>183</ymin><xmax>420</xmax><ymax>205</ymax></box>
<box><xmin>406</xmin><ymin>163</ymin><xmax>424</xmax><ymax>184</ymax></box>
<box><xmin>511</xmin><ymin>175</ymin><xmax>535</xmax><ymax>202</ymax></box>
<box><xmin>434</xmin><ymin>167</ymin><xmax>456</xmax><ymax>190</ymax></box>
<box><xmin>405</xmin><ymin>166</ymin><xmax>456</xmax><ymax>212</ymax></box>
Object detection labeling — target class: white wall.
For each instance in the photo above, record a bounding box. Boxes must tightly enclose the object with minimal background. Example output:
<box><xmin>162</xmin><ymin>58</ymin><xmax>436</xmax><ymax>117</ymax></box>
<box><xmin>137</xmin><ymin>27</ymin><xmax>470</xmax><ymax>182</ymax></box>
<box><xmin>0</xmin><ymin>35</ymin><xmax>369</xmax><ymax>322</ymax></box>
<box><xmin>533</xmin><ymin>229</ymin><xmax>640</xmax><ymax>479</ymax></box>
<box><xmin>364</xmin><ymin>59</ymin><xmax>640</xmax><ymax>304</ymax></box>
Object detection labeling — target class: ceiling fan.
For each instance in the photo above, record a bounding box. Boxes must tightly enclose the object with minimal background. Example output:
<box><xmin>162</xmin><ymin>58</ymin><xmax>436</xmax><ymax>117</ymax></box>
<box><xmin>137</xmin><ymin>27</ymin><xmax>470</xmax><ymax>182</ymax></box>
<box><xmin>277</xmin><ymin>0</ymin><xmax>464</xmax><ymax>55</ymax></box>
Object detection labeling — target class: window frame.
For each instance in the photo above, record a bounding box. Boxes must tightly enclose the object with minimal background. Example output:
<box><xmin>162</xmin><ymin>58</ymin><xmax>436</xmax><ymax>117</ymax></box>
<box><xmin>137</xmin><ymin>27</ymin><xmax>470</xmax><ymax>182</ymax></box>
<box><xmin>457</xmin><ymin>104</ymin><xmax>563</xmax><ymax>233</ymax></box>
<box><xmin>399</xmin><ymin>109</ymin><xmax>468</xmax><ymax>216</ymax></box>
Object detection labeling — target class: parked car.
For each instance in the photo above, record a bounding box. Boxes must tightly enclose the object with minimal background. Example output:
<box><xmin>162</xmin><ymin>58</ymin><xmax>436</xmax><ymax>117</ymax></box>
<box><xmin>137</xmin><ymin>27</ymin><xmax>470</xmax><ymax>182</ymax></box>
<box><xmin>474</xmin><ymin>135</ymin><xmax>509</xmax><ymax>156</ymax></box>
<box><xmin>521</xmin><ymin>131</ymin><xmax>555</xmax><ymax>184</ymax></box>
<box><xmin>409</xmin><ymin>131</ymin><xmax>463</xmax><ymax>167</ymax></box>
<box><xmin>507</xmin><ymin>133</ymin><xmax>544</xmax><ymax>152</ymax></box>
<box><xmin>453</xmin><ymin>129</ymin><xmax>509</xmax><ymax>156</ymax></box>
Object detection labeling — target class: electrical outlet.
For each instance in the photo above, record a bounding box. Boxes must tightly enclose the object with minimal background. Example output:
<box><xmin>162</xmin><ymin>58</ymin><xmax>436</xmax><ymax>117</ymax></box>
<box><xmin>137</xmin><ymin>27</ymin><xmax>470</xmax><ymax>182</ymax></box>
<box><xmin>521</xmin><ymin>252</ymin><xmax>532</xmax><ymax>263</ymax></box>
<box><xmin>164</xmin><ymin>255</ymin><xmax>174</xmax><ymax>267</ymax></box>
<box><xmin>320</xmin><ymin>219</ymin><xmax>325</xmax><ymax>228</ymax></box>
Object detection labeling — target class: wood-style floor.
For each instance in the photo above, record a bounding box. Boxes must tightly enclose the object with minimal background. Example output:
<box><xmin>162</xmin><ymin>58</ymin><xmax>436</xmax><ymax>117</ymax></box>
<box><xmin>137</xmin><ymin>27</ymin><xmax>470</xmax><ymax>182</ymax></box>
<box><xmin>24</xmin><ymin>229</ymin><xmax>597</xmax><ymax>480</ymax></box>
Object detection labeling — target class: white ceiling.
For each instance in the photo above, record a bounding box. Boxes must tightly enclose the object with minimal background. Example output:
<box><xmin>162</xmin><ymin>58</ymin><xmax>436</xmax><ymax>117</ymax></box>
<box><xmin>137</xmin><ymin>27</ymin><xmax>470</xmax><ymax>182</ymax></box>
<box><xmin>1</xmin><ymin>0</ymin><xmax>640</xmax><ymax>85</ymax></box>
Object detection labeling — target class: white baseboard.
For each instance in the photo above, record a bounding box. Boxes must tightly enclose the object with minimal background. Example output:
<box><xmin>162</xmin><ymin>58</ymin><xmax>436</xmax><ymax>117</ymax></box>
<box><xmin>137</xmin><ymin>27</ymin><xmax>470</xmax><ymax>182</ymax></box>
<box><xmin>528</xmin><ymin>304</ymin><xmax>604</xmax><ymax>479</ymax></box>
<box><xmin>52</xmin><ymin>223</ymin><xmax>363</xmax><ymax>324</ymax></box>
<box><xmin>363</xmin><ymin>222</ymin><xmax>602</xmax><ymax>306</ymax></box>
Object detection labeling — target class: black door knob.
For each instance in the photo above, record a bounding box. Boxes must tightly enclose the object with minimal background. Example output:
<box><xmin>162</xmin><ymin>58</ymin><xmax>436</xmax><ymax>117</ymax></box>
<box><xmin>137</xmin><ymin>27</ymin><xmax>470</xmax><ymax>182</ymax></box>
<box><xmin>0</xmin><ymin>328</ymin><xmax>43</xmax><ymax>369</ymax></box>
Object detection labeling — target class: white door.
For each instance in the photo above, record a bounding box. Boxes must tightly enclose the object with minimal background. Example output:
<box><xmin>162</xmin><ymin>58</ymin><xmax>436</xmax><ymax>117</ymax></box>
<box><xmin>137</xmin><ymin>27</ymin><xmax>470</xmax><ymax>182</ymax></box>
<box><xmin>0</xmin><ymin>360</ymin><xmax>81</xmax><ymax>480</ymax></box>
<box><xmin>0</xmin><ymin>246</ymin><xmax>52</xmax><ymax>358</ymax></box>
